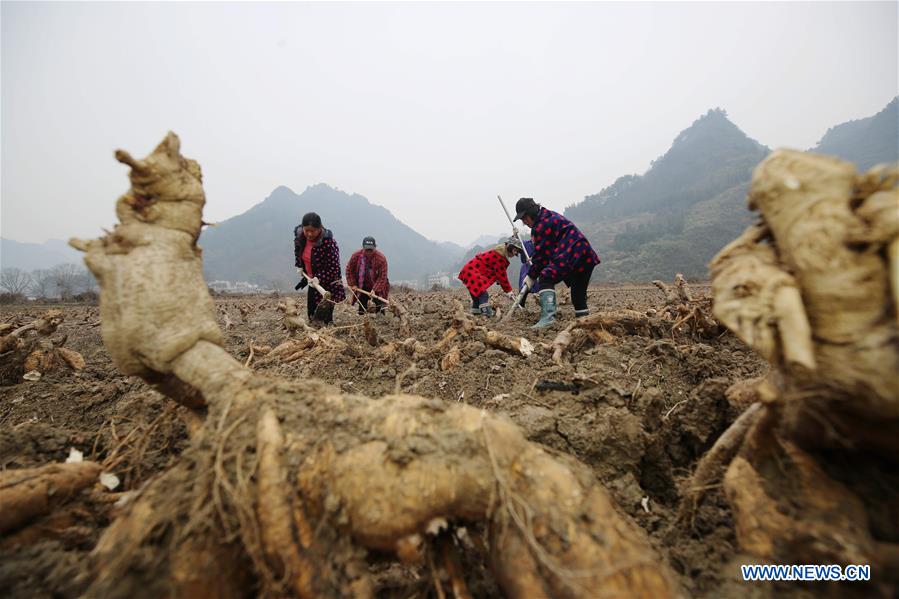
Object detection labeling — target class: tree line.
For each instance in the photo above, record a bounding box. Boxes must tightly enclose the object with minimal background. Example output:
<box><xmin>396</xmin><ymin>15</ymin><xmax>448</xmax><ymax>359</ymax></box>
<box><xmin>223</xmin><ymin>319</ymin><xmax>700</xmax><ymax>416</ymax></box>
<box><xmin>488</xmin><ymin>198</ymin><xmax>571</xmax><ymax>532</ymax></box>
<box><xmin>0</xmin><ymin>264</ymin><xmax>98</xmax><ymax>302</ymax></box>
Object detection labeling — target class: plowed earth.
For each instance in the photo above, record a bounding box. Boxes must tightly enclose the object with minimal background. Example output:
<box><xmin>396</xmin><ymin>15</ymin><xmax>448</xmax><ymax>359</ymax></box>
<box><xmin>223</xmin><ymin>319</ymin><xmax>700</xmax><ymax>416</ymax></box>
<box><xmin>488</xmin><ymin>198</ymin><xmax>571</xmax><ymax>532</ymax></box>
<box><xmin>0</xmin><ymin>284</ymin><xmax>768</xmax><ymax>597</ymax></box>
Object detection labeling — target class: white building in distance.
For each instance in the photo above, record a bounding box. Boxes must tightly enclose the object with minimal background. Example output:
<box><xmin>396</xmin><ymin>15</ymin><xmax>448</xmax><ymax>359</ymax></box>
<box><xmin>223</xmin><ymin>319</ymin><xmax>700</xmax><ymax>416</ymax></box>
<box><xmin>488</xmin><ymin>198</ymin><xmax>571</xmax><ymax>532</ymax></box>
<box><xmin>427</xmin><ymin>273</ymin><xmax>451</xmax><ymax>288</ymax></box>
<box><xmin>208</xmin><ymin>280</ymin><xmax>266</xmax><ymax>294</ymax></box>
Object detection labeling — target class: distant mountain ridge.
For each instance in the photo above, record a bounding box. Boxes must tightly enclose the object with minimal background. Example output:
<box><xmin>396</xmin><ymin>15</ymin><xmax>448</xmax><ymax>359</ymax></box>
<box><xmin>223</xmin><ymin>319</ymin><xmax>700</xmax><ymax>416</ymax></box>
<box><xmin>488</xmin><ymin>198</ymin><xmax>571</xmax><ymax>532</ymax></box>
<box><xmin>567</xmin><ymin>108</ymin><xmax>768</xmax><ymax>223</ymax></box>
<box><xmin>465</xmin><ymin>233</ymin><xmax>507</xmax><ymax>250</ymax></box>
<box><xmin>564</xmin><ymin>108</ymin><xmax>769</xmax><ymax>281</ymax></box>
<box><xmin>810</xmin><ymin>96</ymin><xmax>898</xmax><ymax>170</ymax></box>
<box><xmin>199</xmin><ymin>184</ymin><xmax>460</xmax><ymax>286</ymax></box>
<box><xmin>1</xmin><ymin>238</ymin><xmax>82</xmax><ymax>270</ymax></box>
<box><xmin>564</xmin><ymin>97</ymin><xmax>897</xmax><ymax>282</ymax></box>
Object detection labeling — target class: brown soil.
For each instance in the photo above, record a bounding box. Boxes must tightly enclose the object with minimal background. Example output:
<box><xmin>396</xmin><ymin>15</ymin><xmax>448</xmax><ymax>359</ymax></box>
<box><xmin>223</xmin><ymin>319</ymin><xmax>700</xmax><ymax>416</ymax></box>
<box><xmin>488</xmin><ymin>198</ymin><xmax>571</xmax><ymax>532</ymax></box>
<box><xmin>0</xmin><ymin>285</ymin><xmax>769</xmax><ymax>597</ymax></box>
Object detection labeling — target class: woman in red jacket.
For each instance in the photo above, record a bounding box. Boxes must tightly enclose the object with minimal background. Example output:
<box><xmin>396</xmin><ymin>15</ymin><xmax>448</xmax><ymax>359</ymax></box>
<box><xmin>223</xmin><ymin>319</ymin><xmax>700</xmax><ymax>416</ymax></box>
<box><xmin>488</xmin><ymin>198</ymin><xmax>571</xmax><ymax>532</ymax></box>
<box><xmin>457</xmin><ymin>237</ymin><xmax>522</xmax><ymax>317</ymax></box>
<box><xmin>346</xmin><ymin>236</ymin><xmax>390</xmax><ymax>314</ymax></box>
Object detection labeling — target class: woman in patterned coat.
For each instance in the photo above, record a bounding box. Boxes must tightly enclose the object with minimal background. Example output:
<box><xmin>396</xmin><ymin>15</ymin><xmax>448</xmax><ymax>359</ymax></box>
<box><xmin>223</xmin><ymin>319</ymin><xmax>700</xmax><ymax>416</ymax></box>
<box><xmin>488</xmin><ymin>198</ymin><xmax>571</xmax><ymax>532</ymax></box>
<box><xmin>294</xmin><ymin>212</ymin><xmax>346</xmax><ymax>324</ymax></box>
<box><xmin>513</xmin><ymin>198</ymin><xmax>600</xmax><ymax>328</ymax></box>
<box><xmin>457</xmin><ymin>237</ymin><xmax>522</xmax><ymax>317</ymax></box>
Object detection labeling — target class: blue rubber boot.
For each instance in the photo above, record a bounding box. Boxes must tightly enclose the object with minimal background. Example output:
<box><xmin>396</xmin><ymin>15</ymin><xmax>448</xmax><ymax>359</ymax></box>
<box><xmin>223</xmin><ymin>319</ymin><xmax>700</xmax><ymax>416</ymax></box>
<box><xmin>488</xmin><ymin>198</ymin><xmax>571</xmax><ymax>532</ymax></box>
<box><xmin>531</xmin><ymin>289</ymin><xmax>557</xmax><ymax>329</ymax></box>
<box><xmin>479</xmin><ymin>304</ymin><xmax>495</xmax><ymax>317</ymax></box>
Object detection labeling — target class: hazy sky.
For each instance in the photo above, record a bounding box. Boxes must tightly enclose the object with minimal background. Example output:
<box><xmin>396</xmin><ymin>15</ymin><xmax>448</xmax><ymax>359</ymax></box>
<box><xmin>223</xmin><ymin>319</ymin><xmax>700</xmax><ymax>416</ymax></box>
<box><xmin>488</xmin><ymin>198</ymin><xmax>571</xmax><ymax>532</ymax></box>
<box><xmin>2</xmin><ymin>1</ymin><xmax>896</xmax><ymax>247</ymax></box>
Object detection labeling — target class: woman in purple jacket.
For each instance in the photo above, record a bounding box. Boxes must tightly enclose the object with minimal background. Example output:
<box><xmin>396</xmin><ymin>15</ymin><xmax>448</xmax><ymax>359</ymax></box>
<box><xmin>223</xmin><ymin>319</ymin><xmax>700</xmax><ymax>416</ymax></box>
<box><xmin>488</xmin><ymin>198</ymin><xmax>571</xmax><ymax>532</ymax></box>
<box><xmin>513</xmin><ymin>198</ymin><xmax>600</xmax><ymax>328</ymax></box>
<box><xmin>294</xmin><ymin>212</ymin><xmax>346</xmax><ymax>324</ymax></box>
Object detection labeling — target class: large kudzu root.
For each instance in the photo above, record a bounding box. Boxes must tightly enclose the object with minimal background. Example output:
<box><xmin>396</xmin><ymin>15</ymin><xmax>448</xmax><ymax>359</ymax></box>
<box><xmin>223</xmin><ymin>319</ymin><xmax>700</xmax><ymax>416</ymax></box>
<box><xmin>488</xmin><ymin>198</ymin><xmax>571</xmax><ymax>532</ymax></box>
<box><xmin>711</xmin><ymin>151</ymin><xmax>899</xmax><ymax>448</ymax></box>
<box><xmin>70</xmin><ymin>140</ymin><xmax>224</xmax><ymax>408</ymax></box>
<box><xmin>72</xmin><ymin>132</ymin><xmax>678</xmax><ymax>598</ymax></box>
<box><xmin>703</xmin><ymin>150</ymin><xmax>899</xmax><ymax>580</ymax></box>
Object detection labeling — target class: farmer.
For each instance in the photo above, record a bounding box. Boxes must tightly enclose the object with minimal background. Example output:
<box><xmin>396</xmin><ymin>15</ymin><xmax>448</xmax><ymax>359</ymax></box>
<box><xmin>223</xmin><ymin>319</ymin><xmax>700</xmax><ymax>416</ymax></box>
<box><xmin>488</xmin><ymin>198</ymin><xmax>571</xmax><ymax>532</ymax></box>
<box><xmin>517</xmin><ymin>238</ymin><xmax>541</xmax><ymax>307</ymax></box>
<box><xmin>293</xmin><ymin>212</ymin><xmax>345</xmax><ymax>324</ymax></box>
<box><xmin>346</xmin><ymin>236</ymin><xmax>390</xmax><ymax>314</ymax></box>
<box><xmin>458</xmin><ymin>236</ymin><xmax>522</xmax><ymax>317</ymax></box>
<box><xmin>513</xmin><ymin>197</ymin><xmax>600</xmax><ymax>328</ymax></box>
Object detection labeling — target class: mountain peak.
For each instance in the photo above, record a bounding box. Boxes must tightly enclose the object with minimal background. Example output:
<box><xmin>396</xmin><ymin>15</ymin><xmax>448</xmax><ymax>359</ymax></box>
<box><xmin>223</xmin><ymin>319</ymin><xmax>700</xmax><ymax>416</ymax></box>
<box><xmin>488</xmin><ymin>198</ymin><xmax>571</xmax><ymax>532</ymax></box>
<box><xmin>670</xmin><ymin>107</ymin><xmax>756</xmax><ymax>149</ymax></box>
<box><xmin>565</xmin><ymin>108</ymin><xmax>768</xmax><ymax>223</ymax></box>
<box><xmin>698</xmin><ymin>107</ymin><xmax>730</xmax><ymax>122</ymax></box>
<box><xmin>266</xmin><ymin>185</ymin><xmax>299</xmax><ymax>202</ymax></box>
<box><xmin>266</xmin><ymin>184</ymin><xmax>347</xmax><ymax>203</ymax></box>
<box><xmin>305</xmin><ymin>182</ymin><xmax>339</xmax><ymax>194</ymax></box>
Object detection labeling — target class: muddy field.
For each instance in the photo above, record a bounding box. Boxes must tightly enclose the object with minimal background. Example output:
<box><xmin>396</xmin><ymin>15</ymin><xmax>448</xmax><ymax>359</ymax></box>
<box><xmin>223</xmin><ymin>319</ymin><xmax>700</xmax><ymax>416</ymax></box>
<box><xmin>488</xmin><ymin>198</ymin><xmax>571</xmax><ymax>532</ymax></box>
<box><xmin>0</xmin><ymin>284</ymin><xmax>772</xmax><ymax>597</ymax></box>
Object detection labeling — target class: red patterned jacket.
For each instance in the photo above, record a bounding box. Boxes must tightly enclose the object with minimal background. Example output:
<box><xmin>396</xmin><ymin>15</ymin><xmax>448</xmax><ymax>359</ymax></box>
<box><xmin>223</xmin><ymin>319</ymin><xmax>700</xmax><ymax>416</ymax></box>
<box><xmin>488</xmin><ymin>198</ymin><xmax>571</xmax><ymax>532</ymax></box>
<box><xmin>529</xmin><ymin>207</ymin><xmax>600</xmax><ymax>284</ymax></box>
<box><xmin>346</xmin><ymin>249</ymin><xmax>390</xmax><ymax>304</ymax></box>
<box><xmin>293</xmin><ymin>228</ymin><xmax>346</xmax><ymax>303</ymax></box>
<box><xmin>457</xmin><ymin>246</ymin><xmax>513</xmax><ymax>297</ymax></box>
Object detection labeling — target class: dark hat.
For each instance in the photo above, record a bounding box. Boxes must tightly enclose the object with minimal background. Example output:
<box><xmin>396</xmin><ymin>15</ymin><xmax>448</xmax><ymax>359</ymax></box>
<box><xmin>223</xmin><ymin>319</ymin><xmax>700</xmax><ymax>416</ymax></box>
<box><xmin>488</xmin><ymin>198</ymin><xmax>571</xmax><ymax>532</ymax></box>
<box><xmin>513</xmin><ymin>198</ymin><xmax>539</xmax><ymax>221</ymax></box>
<box><xmin>362</xmin><ymin>236</ymin><xmax>376</xmax><ymax>249</ymax></box>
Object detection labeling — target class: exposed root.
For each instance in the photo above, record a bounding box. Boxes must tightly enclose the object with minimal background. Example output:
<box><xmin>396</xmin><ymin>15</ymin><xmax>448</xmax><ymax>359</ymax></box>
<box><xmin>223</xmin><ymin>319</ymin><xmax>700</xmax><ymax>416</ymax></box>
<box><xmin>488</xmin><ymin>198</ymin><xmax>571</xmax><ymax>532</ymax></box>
<box><xmin>483</xmin><ymin>331</ymin><xmax>533</xmax><ymax>357</ymax></box>
<box><xmin>256</xmin><ymin>409</ymin><xmax>322</xmax><ymax>598</ymax></box>
<box><xmin>445</xmin><ymin>301</ymin><xmax>534</xmax><ymax>357</ymax></box>
<box><xmin>674</xmin><ymin>274</ymin><xmax>693</xmax><ymax>303</ymax></box>
<box><xmin>57</xmin><ymin>347</ymin><xmax>87</xmax><ymax>370</ymax></box>
<box><xmin>377</xmin><ymin>337</ymin><xmax>426</xmax><ymax>361</ymax></box>
<box><xmin>238</xmin><ymin>302</ymin><xmax>257</xmax><ymax>324</ymax></box>
<box><xmin>437</xmin><ymin>532</ymin><xmax>473</xmax><ymax>599</ymax></box>
<box><xmin>389</xmin><ymin>301</ymin><xmax>412</xmax><ymax>338</ymax></box>
<box><xmin>480</xmin><ymin>416</ymin><xmax>667</xmax><ymax>597</ymax></box>
<box><xmin>219</xmin><ymin>306</ymin><xmax>234</xmax><ymax>330</ymax></box>
<box><xmin>9</xmin><ymin>309</ymin><xmax>65</xmax><ymax>338</ymax></box>
<box><xmin>351</xmin><ymin>288</ymin><xmax>412</xmax><ymax>337</ymax></box>
<box><xmin>551</xmin><ymin>310</ymin><xmax>660</xmax><ymax>364</ymax></box>
<box><xmin>277</xmin><ymin>298</ymin><xmax>317</xmax><ymax>335</ymax></box>
<box><xmin>651</xmin><ymin>279</ymin><xmax>679</xmax><ymax>308</ymax></box>
<box><xmin>723</xmin><ymin>436</ymin><xmax>891</xmax><ymax>572</ymax></box>
<box><xmin>0</xmin><ymin>461</ymin><xmax>102</xmax><ymax>534</ymax></box>
<box><xmin>0</xmin><ymin>310</ymin><xmax>85</xmax><ymax>382</ymax></box>
<box><xmin>440</xmin><ymin>345</ymin><xmax>462</xmax><ymax>371</ymax></box>
<box><xmin>263</xmin><ymin>338</ymin><xmax>315</xmax><ymax>364</ymax></box>
<box><xmin>362</xmin><ymin>317</ymin><xmax>380</xmax><ymax>347</ymax></box>
<box><xmin>429</xmin><ymin>547</ymin><xmax>448</xmax><ymax>599</ymax></box>
<box><xmin>258</xmin><ymin>325</ymin><xmax>348</xmax><ymax>365</ymax></box>
<box><xmin>96</xmin><ymin>403</ymin><xmax>185</xmax><ymax>489</ymax></box>
<box><xmin>677</xmin><ymin>402</ymin><xmax>765</xmax><ymax>526</ymax></box>
<box><xmin>652</xmin><ymin>275</ymin><xmax>720</xmax><ymax>337</ymax></box>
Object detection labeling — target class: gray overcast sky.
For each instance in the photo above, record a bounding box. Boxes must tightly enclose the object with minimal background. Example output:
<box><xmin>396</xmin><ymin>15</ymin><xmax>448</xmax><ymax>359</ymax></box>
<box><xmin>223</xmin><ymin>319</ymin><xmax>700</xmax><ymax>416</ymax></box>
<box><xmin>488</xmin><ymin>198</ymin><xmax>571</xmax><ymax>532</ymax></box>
<box><xmin>2</xmin><ymin>1</ymin><xmax>897</xmax><ymax>246</ymax></box>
